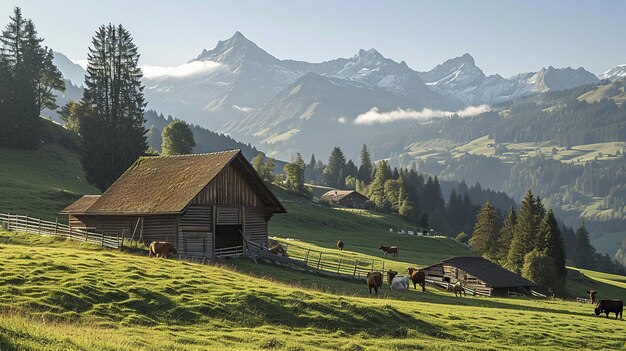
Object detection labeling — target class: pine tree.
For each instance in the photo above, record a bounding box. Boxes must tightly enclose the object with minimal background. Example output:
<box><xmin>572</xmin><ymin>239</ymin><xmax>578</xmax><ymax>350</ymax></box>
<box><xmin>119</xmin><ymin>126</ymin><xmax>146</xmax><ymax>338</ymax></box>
<box><xmin>538</xmin><ymin>209</ymin><xmax>567</xmax><ymax>281</ymax></box>
<box><xmin>508</xmin><ymin>189</ymin><xmax>542</xmax><ymax>273</ymax></box>
<box><xmin>469</xmin><ymin>202</ymin><xmax>501</xmax><ymax>260</ymax></box>
<box><xmin>368</xmin><ymin>160</ymin><xmax>391</xmax><ymax>209</ymax></box>
<box><xmin>573</xmin><ymin>222</ymin><xmax>594</xmax><ymax>269</ymax></box>
<box><xmin>161</xmin><ymin>120</ymin><xmax>195</xmax><ymax>155</ymax></box>
<box><xmin>496</xmin><ymin>207</ymin><xmax>517</xmax><ymax>263</ymax></box>
<box><xmin>0</xmin><ymin>8</ymin><xmax>61</xmax><ymax>149</ymax></box>
<box><xmin>325</xmin><ymin>147</ymin><xmax>346</xmax><ymax>187</ymax></box>
<box><xmin>252</xmin><ymin>153</ymin><xmax>265</xmax><ymax>173</ymax></box>
<box><xmin>80</xmin><ymin>24</ymin><xmax>147</xmax><ymax>190</ymax></box>
<box><xmin>397</xmin><ymin>172</ymin><xmax>414</xmax><ymax>217</ymax></box>
<box><xmin>305</xmin><ymin>154</ymin><xmax>316</xmax><ymax>182</ymax></box>
<box><xmin>358</xmin><ymin>144</ymin><xmax>373</xmax><ymax>184</ymax></box>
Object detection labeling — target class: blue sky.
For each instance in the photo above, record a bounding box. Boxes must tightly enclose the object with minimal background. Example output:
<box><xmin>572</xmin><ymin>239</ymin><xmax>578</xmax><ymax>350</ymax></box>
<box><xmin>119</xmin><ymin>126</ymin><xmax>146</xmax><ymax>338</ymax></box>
<box><xmin>1</xmin><ymin>0</ymin><xmax>624</xmax><ymax>76</ymax></box>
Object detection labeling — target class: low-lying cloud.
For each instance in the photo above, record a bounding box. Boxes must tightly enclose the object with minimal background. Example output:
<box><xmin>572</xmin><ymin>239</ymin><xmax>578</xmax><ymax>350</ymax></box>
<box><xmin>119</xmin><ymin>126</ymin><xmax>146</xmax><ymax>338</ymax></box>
<box><xmin>353</xmin><ymin>105</ymin><xmax>491</xmax><ymax>125</ymax></box>
<box><xmin>142</xmin><ymin>61</ymin><xmax>224</xmax><ymax>79</ymax></box>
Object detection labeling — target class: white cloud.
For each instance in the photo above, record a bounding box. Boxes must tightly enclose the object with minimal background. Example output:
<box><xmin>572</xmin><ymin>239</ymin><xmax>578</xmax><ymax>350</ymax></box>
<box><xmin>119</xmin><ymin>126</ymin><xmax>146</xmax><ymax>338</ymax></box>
<box><xmin>232</xmin><ymin>105</ymin><xmax>253</xmax><ymax>112</ymax></box>
<box><xmin>337</xmin><ymin>117</ymin><xmax>347</xmax><ymax>124</ymax></box>
<box><xmin>353</xmin><ymin>105</ymin><xmax>491</xmax><ymax>125</ymax></box>
<box><xmin>142</xmin><ymin>60</ymin><xmax>224</xmax><ymax>79</ymax></box>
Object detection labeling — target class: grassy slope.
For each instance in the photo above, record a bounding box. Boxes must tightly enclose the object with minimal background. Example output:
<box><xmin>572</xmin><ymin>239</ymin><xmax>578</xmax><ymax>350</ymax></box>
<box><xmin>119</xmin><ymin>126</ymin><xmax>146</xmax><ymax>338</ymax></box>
<box><xmin>2</xmin><ymin>230</ymin><xmax>626</xmax><ymax>351</ymax></box>
<box><xmin>0</xmin><ymin>144</ymin><xmax>100</xmax><ymax>220</ymax></box>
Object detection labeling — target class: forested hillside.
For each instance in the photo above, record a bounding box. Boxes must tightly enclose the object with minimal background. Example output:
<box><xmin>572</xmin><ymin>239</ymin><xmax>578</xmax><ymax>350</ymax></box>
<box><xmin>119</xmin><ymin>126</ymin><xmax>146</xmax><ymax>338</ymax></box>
<box><xmin>365</xmin><ymin>80</ymin><xmax>626</xmax><ymax>259</ymax></box>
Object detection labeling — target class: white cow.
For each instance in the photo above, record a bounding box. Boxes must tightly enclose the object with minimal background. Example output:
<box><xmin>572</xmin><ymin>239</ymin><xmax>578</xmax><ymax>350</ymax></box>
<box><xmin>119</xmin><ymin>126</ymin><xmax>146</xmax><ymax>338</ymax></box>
<box><xmin>390</xmin><ymin>276</ymin><xmax>410</xmax><ymax>291</ymax></box>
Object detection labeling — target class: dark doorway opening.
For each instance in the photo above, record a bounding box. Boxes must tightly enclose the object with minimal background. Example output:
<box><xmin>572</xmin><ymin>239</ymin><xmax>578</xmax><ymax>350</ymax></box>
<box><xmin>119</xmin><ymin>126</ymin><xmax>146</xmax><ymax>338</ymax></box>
<box><xmin>215</xmin><ymin>224</ymin><xmax>242</xmax><ymax>249</ymax></box>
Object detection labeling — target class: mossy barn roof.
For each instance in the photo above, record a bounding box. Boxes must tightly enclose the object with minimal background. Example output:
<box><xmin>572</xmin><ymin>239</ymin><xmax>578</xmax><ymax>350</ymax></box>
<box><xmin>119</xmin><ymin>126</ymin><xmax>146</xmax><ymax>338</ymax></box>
<box><xmin>423</xmin><ymin>256</ymin><xmax>537</xmax><ymax>288</ymax></box>
<box><xmin>320</xmin><ymin>190</ymin><xmax>368</xmax><ymax>203</ymax></box>
<box><xmin>61</xmin><ymin>150</ymin><xmax>285</xmax><ymax>216</ymax></box>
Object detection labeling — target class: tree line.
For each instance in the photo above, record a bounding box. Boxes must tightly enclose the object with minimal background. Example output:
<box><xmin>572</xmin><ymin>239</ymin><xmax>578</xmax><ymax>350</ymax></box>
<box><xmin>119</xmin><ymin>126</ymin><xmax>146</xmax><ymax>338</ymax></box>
<box><xmin>256</xmin><ymin>144</ymin><xmax>515</xmax><ymax>235</ymax></box>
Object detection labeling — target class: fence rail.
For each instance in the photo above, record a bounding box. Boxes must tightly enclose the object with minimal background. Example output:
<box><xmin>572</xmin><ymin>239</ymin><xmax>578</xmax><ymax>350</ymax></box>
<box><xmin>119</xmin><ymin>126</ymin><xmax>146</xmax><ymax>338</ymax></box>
<box><xmin>265</xmin><ymin>240</ymin><xmax>386</xmax><ymax>280</ymax></box>
<box><xmin>0</xmin><ymin>213</ymin><xmax>123</xmax><ymax>249</ymax></box>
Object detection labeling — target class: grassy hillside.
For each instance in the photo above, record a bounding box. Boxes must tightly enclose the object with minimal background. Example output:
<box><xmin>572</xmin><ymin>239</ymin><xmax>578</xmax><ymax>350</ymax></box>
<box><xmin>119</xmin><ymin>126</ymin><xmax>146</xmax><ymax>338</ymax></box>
<box><xmin>0</xmin><ymin>144</ymin><xmax>100</xmax><ymax>220</ymax></box>
<box><xmin>1</xmin><ymin>230</ymin><xmax>626</xmax><ymax>350</ymax></box>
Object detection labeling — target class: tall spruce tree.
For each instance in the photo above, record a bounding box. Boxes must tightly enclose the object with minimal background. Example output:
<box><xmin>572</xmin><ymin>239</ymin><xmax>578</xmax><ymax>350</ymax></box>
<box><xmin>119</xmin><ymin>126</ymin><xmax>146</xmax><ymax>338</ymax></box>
<box><xmin>284</xmin><ymin>153</ymin><xmax>306</xmax><ymax>193</ymax></box>
<box><xmin>0</xmin><ymin>8</ymin><xmax>63</xmax><ymax>149</ymax></box>
<box><xmin>358</xmin><ymin>144</ymin><xmax>373</xmax><ymax>184</ymax></box>
<box><xmin>539</xmin><ymin>209</ymin><xmax>567</xmax><ymax>281</ymax></box>
<box><xmin>469</xmin><ymin>202</ymin><xmax>501</xmax><ymax>260</ymax></box>
<box><xmin>80</xmin><ymin>24</ymin><xmax>147</xmax><ymax>190</ymax></box>
<box><xmin>325</xmin><ymin>146</ymin><xmax>346</xmax><ymax>187</ymax></box>
<box><xmin>572</xmin><ymin>222</ymin><xmax>594</xmax><ymax>269</ymax></box>
<box><xmin>507</xmin><ymin>189</ymin><xmax>542</xmax><ymax>273</ymax></box>
<box><xmin>497</xmin><ymin>207</ymin><xmax>517</xmax><ymax>263</ymax></box>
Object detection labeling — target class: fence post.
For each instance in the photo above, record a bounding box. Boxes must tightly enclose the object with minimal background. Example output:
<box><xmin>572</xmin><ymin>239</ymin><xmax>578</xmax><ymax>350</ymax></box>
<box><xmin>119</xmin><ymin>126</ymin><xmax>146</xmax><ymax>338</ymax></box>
<box><xmin>85</xmin><ymin>230</ymin><xmax>88</xmax><ymax>243</ymax></box>
<box><xmin>101</xmin><ymin>232</ymin><xmax>104</xmax><ymax>247</ymax></box>
<box><xmin>371</xmin><ymin>259</ymin><xmax>374</xmax><ymax>272</ymax></box>
<box><xmin>303</xmin><ymin>249</ymin><xmax>310</xmax><ymax>267</ymax></box>
<box><xmin>317</xmin><ymin>252</ymin><xmax>322</xmax><ymax>270</ymax></box>
<box><xmin>381</xmin><ymin>260</ymin><xmax>385</xmax><ymax>273</ymax></box>
<box><xmin>54</xmin><ymin>218</ymin><xmax>58</xmax><ymax>236</ymax></box>
<box><xmin>353</xmin><ymin>259</ymin><xmax>358</xmax><ymax>277</ymax></box>
<box><xmin>25</xmin><ymin>215</ymin><xmax>28</xmax><ymax>232</ymax></box>
<box><xmin>337</xmin><ymin>257</ymin><xmax>342</xmax><ymax>274</ymax></box>
<box><xmin>38</xmin><ymin>218</ymin><xmax>41</xmax><ymax>234</ymax></box>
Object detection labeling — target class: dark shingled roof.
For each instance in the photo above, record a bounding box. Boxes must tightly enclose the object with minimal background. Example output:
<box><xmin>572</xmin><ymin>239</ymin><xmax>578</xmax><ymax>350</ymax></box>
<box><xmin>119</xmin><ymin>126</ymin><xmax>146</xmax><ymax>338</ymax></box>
<box><xmin>428</xmin><ymin>256</ymin><xmax>537</xmax><ymax>288</ymax></box>
<box><xmin>61</xmin><ymin>150</ymin><xmax>285</xmax><ymax>215</ymax></box>
<box><xmin>60</xmin><ymin>195</ymin><xmax>101</xmax><ymax>214</ymax></box>
<box><xmin>320</xmin><ymin>190</ymin><xmax>368</xmax><ymax>202</ymax></box>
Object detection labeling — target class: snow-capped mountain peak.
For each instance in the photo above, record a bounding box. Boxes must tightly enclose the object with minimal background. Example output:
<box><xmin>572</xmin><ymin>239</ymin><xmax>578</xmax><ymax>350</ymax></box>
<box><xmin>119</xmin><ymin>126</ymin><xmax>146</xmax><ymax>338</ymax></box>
<box><xmin>600</xmin><ymin>64</ymin><xmax>626</xmax><ymax>81</ymax></box>
<box><xmin>193</xmin><ymin>31</ymin><xmax>277</xmax><ymax>65</ymax></box>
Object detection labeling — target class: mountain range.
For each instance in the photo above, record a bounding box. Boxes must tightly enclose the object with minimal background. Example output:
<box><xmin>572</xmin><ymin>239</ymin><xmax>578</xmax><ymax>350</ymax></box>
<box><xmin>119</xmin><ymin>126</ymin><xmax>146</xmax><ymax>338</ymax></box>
<box><xmin>53</xmin><ymin>32</ymin><xmax>625</xmax><ymax>159</ymax></box>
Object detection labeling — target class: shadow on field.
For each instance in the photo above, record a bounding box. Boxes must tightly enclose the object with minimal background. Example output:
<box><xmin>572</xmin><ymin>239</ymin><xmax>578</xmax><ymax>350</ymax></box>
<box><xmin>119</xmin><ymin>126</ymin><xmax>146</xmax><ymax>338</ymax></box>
<box><xmin>232</xmin><ymin>260</ymin><xmax>600</xmax><ymax>320</ymax></box>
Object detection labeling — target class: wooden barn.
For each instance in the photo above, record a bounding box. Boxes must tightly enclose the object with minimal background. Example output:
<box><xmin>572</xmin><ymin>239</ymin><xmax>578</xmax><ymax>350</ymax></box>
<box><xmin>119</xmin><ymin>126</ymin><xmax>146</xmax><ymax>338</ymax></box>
<box><xmin>320</xmin><ymin>190</ymin><xmax>369</xmax><ymax>208</ymax></box>
<box><xmin>420</xmin><ymin>256</ymin><xmax>536</xmax><ymax>296</ymax></box>
<box><xmin>60</xmin><ymin>150</ymin><xmax>286</xmax><ymax>259</ymax></box>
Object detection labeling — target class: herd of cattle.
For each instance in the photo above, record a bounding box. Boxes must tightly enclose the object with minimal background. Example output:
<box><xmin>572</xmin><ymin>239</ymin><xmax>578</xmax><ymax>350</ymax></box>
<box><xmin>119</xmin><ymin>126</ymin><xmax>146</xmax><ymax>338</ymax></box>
<box><xmin>147</xmin><ymin>240</ymin><xmax>623</xmax><ymax>320</ymax></box>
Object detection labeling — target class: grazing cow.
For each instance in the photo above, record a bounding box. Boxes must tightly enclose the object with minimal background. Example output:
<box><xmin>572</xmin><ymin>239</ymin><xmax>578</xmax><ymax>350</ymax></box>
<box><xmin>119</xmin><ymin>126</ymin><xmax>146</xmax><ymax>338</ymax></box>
<box><xmin>366</xmin><ymin>272</ymin><xmax>383</xmax><ymax>294</ymax></box>
<box><xmin>387</xmin><ymin>270</ymin><xmax>398</xmax><ymax>286</ymax></box>
<box><xmin>269</xmin><ymin>245</ymin><xmax>288</xmax><ymax>257</ymax></box>
<box><xmin>407</xmin><ymin>267</ymin><xmax>426</xmax><ymax>292</ymax></box>
<box><xmin>587</xmin><ymin>290</ymin><xmax>598</xmax><ymax>304</ymax></box>
<box><xmin>595</xmin><ymin>300</ymin><xmax>623</xmax><ymax>319</ymax></box>
<box><xmin>379</xmin><ymin>245</ymin><xmax>399</xmax><ymax>257</ymax></box>
<box><xmin>337</xmin><ymin>240</ymin><xmax>344</xmax><ymax>251</ymax></box>
<box><xmin>387</xmin><ymin>270</ymin><xmax>409</xmax><ymax>291</ymax></box>
<box><xmin>149</xmin><ymin>241</ymin><xmax>177</xmax><ymax>258</ymax></box>
<box><xmin>452</xmin><ymin>281</ymin><xmax>466</xmax><ymax>297</ymax></box>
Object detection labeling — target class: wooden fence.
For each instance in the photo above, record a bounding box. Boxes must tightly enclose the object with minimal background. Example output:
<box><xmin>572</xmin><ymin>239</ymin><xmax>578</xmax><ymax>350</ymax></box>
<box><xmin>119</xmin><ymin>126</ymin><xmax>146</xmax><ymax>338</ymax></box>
<box><xmin>267</xmin><ymin>241</ymin><xmax>386</xmax><ymax>280</ymax></box>
<box><xmin>0</xmin><ymin>213</ymin><xmax>123</xmax><ymax>249</ymax></box>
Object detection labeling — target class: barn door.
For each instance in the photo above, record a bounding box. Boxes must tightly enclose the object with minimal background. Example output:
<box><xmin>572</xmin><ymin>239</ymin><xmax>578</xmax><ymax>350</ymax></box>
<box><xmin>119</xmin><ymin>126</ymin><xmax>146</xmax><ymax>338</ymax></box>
<box><xmin>177</xmin><ymin>232</ymin><xmax>213</xmax><ymax>258</ymax></box>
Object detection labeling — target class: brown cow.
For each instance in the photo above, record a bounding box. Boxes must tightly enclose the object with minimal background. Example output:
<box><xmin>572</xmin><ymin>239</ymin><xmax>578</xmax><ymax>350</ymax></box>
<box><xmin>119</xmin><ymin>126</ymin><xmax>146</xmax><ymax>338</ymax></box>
<box><xmin>452</xmin><ymin>281</ymin><xmax>465</xmax><ymax>297</ymax></box>
<box><xmin>387</xmin><ymin>270</ymin><xmax>398</xmax><ymax>286</ymax></box>
<box><xmin>366</xmin><ymin>271</ymin><xmax>383</xmax><ymax>294</ymax></box>
<box><xmin>379</xmin><ymin>245</ymin><xmax>399</xmax><ymax>257</ymax></box>
<box><xmin>407</xmin><ymin>267</ymin><xmax>426</xmax><ymax>292</ymax></box>
<box><xmin>337</xmin><ymin>240</ymin><xmax>344</xmax><ymax>251</ymax></box>
<box><xmin>149</xmin><ymin>241</ymin><xmax>177</xmax><ymax>258</ymax></box>
<box><xmin>587</xmin><ymin>290</ymin><xmax>598</xmax><ymax>304</ymax></box>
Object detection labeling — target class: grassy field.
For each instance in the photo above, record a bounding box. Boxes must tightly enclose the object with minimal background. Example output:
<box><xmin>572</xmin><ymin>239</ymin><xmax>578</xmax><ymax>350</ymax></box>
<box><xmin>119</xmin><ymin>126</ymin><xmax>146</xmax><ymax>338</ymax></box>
<box><xmin>1</xmin><ymin>230</ymin><xmax>626</xmax><ymax>350</ymax></box>
<box><xmin>0</xmin><ymin>144</ymin><xmax>100</xmax><ymax>220</ymax></box>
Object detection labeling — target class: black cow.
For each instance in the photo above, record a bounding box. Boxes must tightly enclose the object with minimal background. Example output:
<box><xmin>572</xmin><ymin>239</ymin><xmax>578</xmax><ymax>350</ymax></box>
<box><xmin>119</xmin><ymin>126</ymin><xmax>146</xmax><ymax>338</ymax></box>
<box><xmin>594</xmin><ymin>299</ymin><xmax>623</xmax><ymax>319</ymax></box>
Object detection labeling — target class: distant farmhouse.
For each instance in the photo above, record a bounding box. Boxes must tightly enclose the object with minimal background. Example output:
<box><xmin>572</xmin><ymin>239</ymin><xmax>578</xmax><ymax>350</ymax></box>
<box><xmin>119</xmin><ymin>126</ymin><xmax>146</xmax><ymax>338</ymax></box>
<box><xmin>320</xmin><ymin>189</ymin><xmax>370</xmax><ymax>208</ymax></box>
<box><xmin>61</xmin><ymin>150</ymin><xmax>286</xmax><ymax>259</ymax></box>
<box><xmin>421</xmin><ymin>256</ymin><xmax>536</xmax><ymax>296</ymax></box>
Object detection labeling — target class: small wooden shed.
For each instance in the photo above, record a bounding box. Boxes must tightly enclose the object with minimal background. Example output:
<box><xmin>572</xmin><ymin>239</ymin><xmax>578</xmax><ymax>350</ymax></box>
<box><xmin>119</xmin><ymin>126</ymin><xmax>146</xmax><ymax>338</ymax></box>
<box><xmin>420</xmin><ymin>256</ymin><xmax>536</xmax><ymax>296</ymax></box>
<box><xmin>60</xmin><ymin>150</ymin><xmax>286</xmax><ymax>258</ymax></box>
<box><xmin>320</xmin><ymin>190</ymin><xmax>369</xmax><ymax>208</ymax></box>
